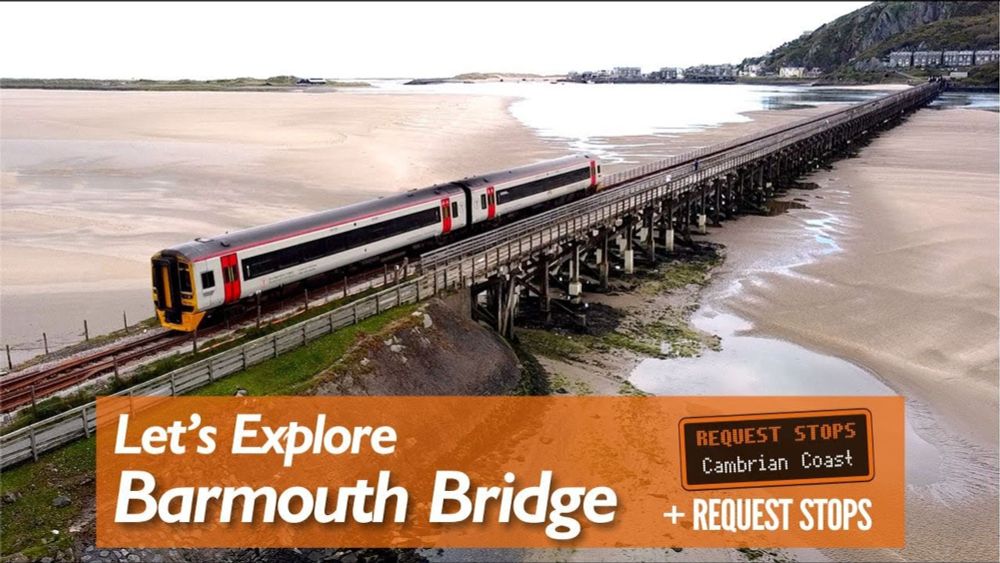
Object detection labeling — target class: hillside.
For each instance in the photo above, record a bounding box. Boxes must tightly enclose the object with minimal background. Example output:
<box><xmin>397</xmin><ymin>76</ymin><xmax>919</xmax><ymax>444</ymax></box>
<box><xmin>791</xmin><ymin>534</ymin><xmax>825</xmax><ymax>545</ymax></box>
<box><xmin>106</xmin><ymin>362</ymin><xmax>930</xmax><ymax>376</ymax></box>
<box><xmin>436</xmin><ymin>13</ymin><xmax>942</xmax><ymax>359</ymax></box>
<box><xmin>749</xmin><ymin>1</ymin><xmax>998</xmax><ymax>72</ymax></box>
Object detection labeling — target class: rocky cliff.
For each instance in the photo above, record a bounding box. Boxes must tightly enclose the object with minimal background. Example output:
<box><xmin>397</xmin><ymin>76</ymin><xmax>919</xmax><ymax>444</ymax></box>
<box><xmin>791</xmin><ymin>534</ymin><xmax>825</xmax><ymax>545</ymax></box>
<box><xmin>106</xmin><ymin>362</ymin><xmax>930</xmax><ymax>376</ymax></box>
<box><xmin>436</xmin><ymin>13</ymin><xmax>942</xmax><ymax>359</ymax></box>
<box><xmin>750</xmin><ymin>1</ymin><xmax>998</xmax><ymax>72</ymax></box>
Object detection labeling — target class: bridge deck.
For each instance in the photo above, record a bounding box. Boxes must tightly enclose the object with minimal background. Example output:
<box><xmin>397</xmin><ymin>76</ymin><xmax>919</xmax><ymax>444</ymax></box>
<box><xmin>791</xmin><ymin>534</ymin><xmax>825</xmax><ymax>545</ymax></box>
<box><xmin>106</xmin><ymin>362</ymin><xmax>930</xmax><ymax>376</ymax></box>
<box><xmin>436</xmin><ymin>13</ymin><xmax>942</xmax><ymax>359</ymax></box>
<box><xmin>419</xmin><ymin>83</ymin><xmax>941</xmax><ymax>292</ymax></box>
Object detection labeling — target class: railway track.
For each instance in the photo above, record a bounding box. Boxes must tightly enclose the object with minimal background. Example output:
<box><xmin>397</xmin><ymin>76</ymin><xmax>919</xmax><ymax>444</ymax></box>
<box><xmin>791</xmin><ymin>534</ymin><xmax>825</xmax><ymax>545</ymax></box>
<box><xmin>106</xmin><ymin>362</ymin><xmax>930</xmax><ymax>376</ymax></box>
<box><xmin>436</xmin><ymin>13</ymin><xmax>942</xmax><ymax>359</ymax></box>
<box><xmin>0</xmin><ymin>331</ymin><xmax>190</xmax><ymax>412</ymax></box>
<box><xmin>0</xmin><ymin>256</ymin><xmax>410</xmax><ymax>413</ymax></box>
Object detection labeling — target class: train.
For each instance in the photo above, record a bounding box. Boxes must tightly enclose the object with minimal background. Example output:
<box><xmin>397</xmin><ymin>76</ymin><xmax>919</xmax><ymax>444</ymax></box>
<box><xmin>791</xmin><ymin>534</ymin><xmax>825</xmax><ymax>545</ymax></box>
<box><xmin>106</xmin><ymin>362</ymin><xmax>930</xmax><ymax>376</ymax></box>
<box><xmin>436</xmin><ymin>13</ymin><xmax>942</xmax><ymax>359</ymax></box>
<box><xmin>152</xmin><ymin>155</ymin><xmax>604</xmax><ymax>331</ymax></box>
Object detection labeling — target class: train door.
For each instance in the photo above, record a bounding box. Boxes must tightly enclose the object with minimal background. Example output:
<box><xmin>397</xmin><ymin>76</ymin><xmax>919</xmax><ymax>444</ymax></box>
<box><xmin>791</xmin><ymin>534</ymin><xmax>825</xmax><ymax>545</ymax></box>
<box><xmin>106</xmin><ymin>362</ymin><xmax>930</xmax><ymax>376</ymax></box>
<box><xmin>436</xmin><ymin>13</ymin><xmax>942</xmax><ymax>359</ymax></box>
<box><xmin>440</xmin><ymin>198</ymin><xmax>452</xmax><ymax>234</ymax></box>
<box><xmin>589</xmin><ymin>160</ymin><xmax>598</xmax><ymax>188</ymax></box>
<box><xmin>152</xmin><ymin>255</ymin><xmax>183</xmax><ymax>324</ymax></box>
<box><xmin>486</xmin><ymin>186</ymin><xmax>496</xmax><ymax>219</ymax></box>
<box><xmin>220</xmin><ymin>253</ymin><xmax>241</xmax><ymax>304</ymax></box>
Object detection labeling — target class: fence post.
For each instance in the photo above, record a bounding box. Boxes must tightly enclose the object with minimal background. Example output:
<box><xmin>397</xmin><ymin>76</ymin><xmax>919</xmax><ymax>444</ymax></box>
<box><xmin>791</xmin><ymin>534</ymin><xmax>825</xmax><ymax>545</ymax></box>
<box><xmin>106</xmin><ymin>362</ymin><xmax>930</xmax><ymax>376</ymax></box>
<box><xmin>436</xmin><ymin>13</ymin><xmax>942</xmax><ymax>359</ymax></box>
<box><xmin>192</xmin><ymin>329</ymin><xmax>198</xmax><ymax>354</ymax></box>
<box><xmin>169</xmin><ymin>372</ymin><xmax>176</xmax><ymax>396</ymax></box>
<box><xmin>302</xmin><ymin>325</ymin><xmax>307</xmax><ymax>345</ymax></box>
<box><xmin>43</xmin><ymin>332</ymin><xmax>49</xmax><ymax>355</ymax></box>
<box><xmin>207</xmin><ymin>360</ymin><xmax>215</xmax><ymax>382</ymax></box>
<box><xmin>81</xmin><ymin>406</ymin><xmax>90</xmax><ymax>438</ymax></box>
<box><xmin>352</xmin><ymin>304</ymin><xmax>358</xmax><ymax>324</ymax></box>
<box><xmin>304</xmin><ymin>288</ymin><xmax>309</xmax><ymax>312</ymax></box>
<box><xmin>29</xmin><ymin>427</ymin><xmax>38</xmax><ymax>462</ymax></box>
<box><xmin>273</xmin><ymin>334</ymin><xmax>278</xmax><ymax>358</ymax></box>
<box><xmin>123</xmin><ymin>311</ymin><xmax>129</xmax><ymax>334</ymax></box>
<box><xmin>84</xmin><ymin>320</ymin><xmax>89</xmax><ymax>342</ymax></box>
<box><xmin>5</xmin><ymin>344</ymin><xmax>10</xmax><ymax>370</ymax></box>
<box><xmin>241</xmin><ymin>346</ymin><xmax>248</xmax><ymax>371</ymax></box>
<box><xmin>343</xmin><ymin>275</ymin><xmax>349</xmax><ymax>299</ymax></box>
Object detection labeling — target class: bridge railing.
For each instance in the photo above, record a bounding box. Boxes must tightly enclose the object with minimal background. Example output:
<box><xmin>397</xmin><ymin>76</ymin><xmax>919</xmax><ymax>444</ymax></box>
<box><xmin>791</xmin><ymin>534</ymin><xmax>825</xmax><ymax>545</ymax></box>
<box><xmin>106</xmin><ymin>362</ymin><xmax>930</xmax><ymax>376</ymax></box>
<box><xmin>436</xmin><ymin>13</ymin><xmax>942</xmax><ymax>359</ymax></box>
<box><xmin>420</xmin><ymin>83</ymin><xmax>940</xmax><ymax>287</ymax></box>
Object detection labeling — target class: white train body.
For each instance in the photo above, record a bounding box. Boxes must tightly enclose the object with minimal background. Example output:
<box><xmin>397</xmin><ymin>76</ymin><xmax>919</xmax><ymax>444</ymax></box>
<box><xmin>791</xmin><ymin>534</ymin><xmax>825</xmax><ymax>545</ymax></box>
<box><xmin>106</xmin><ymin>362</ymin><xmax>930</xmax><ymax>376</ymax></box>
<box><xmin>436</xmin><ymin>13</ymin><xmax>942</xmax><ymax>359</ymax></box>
<box><xmin>152</xmin><ymin>155</ymin><xmax>602</xmax><ymax>331</ymax></box>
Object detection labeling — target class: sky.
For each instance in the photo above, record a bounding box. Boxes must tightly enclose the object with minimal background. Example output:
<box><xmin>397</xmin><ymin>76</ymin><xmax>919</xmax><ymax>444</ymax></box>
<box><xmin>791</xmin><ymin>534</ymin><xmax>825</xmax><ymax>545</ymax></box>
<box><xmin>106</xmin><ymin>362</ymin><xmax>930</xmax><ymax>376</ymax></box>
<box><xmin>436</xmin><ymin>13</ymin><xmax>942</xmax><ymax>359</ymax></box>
<box><xmin>0</xmin><ymin>2</ymin><xmax>870</xmax><ymax>79</ymax></box>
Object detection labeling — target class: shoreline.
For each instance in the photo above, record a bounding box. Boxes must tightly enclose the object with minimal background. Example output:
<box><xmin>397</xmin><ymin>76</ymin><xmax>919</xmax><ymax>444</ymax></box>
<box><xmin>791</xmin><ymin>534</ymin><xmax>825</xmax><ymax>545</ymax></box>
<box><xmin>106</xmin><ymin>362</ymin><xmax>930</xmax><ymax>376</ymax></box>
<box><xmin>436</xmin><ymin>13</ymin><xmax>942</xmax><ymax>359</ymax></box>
<box><xmin>519</xmin><ymin>105</ymin><xmax>998</xmax><ymax>561</ymax></box>
<box><xmin>0</xmin><ymin>88</ymin><xmax>562</xmax><ymax>362</ymax></box>
<box><xmin>0</xmin><ymin>88</ymin><xmax>846</xmax><ymax>364</ymax></box>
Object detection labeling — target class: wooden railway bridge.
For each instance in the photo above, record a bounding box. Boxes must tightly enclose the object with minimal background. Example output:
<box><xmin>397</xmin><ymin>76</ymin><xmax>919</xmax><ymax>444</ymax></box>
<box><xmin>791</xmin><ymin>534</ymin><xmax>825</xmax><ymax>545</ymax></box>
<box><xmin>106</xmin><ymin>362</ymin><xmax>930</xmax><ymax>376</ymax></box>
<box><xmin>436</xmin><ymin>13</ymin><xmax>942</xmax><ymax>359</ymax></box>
<box><xmin>418</xmin><ymin>82</ymin><xmax>944</xmax><ymax>338</ymax></box>
<box><xmin>0</xmin><ymin>83</ymin><xmax>943</xmax><ymax>468</ymax></box>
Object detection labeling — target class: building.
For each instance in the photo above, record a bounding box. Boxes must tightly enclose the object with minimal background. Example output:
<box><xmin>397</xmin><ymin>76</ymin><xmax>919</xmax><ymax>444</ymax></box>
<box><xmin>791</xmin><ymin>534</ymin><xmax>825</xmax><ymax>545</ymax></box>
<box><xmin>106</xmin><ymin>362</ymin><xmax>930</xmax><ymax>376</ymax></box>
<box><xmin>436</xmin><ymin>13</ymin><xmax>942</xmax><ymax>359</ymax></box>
<box><xmin>943</xmin><ymin>51</ymin><xmax>975</xmax><ymax>67</ymax></box>
<box><xmin>888</xmin><ymin>51</ymin><xmax>913</xmax><ymax>67</ymax></box>
<box><xmin>949</xmin><ymin>71</ymin><xmax>969</xmax><ymax>79</ymax></box>
<box><xmin>649</xmin><ymin>67</ymin><xmax>678</xmax><ymax>80</ymax></box>
<box><xmin>684</xmin><ymin>64</ymin><xmax>736</xmax><ymax>80</ymax></box>
<box><xmin>296</xmin><ymin>77</ymin><xmax>327</xmax><ymax>85</ymax></box>
<box><xmin>779</xmin><ymin>66</ymin><xmax>806</xmax><ymax>78</ymax></box>
<box><xmin>739</xmin><ymin>64</ymin><xmax>763</xmax><ymax>77</ymax></box>
<box><xmin>974</xmin><ymin>49</ymin><xmax>1000</xmax><ymax>65</ymax></box>
<box><xmin>912</xmin><ymin>51</ymin><xmax>943</xmax><ymax>67</ymax></box>
<box><xmin>611</xmin><ymin>67</ymin><xmax>642</xmax><ymax>80</ymax></box>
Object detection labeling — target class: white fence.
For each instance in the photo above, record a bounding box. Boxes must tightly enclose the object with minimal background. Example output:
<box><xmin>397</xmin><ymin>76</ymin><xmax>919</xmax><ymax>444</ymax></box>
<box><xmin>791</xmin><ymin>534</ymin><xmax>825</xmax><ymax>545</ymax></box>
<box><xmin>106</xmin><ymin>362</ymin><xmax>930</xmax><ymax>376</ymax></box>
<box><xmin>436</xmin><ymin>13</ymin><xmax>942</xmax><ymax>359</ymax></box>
<box><xmin>0</xmin><ymin>278</ymin><xmax>428</xmax><ymax>468</ymax></box>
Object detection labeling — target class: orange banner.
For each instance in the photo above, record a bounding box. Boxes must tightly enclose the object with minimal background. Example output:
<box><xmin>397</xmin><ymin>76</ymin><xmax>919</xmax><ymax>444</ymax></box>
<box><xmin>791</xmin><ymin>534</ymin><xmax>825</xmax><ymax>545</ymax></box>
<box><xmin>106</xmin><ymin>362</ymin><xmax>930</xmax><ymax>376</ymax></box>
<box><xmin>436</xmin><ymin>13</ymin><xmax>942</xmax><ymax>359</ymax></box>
<box><xmin>96</xmin><ymin>396</ymin><xmax>904</xmax><ymax>548</ymax></box>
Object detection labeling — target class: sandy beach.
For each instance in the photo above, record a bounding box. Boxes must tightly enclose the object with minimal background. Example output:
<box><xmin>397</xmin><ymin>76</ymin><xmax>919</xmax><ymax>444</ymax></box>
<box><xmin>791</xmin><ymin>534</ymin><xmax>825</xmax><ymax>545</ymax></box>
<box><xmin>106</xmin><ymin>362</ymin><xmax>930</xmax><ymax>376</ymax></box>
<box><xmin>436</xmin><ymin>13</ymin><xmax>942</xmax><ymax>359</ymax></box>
<box><xmin>510</xmin><ymin>103</ymin><xmax>998</xmax><ymax>562</ymax></box>
<box><xmin>682</xmin><ymin>107</ymin><xmax>999</xmax><ymax>561</ymax></box>
<box><xmin>0</xmin><ymin>89</ymin><xmax>562</xmax><ymax>359</ymax></box>
<box><xmin>0</xmin><ymin>87</ymin><xmax>840</xmax><ymax>362</ymax></box>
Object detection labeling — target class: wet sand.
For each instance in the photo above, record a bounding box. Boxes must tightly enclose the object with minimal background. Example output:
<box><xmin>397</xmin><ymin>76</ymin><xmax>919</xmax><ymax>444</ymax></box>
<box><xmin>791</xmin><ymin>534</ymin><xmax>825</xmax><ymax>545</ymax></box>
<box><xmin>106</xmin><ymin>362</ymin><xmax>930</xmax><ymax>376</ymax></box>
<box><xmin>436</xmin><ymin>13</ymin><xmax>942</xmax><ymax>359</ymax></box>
<box><xmin>0</xmin><ymin>88</ymin><xmax>835</xmax><ymax>363</ymax></box>
<box><xmin>0</xmin><ymin>89</ymin><xmax>562</xmax><ymax>360</ymax></box>
<box><xmin>689</xmin><ymin>107</ymin><xmax>999</xmax><ymax>561</ymax></box>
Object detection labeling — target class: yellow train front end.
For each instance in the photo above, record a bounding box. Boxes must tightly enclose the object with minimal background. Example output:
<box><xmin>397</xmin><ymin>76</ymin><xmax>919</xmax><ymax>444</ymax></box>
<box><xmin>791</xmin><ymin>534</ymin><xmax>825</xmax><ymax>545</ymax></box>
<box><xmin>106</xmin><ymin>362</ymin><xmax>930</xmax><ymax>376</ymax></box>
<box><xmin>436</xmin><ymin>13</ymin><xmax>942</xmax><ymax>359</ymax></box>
<box><xmin>151</xmin><ymin>251</ymin><xmax>206</xmax><ymax>332</ymax></box>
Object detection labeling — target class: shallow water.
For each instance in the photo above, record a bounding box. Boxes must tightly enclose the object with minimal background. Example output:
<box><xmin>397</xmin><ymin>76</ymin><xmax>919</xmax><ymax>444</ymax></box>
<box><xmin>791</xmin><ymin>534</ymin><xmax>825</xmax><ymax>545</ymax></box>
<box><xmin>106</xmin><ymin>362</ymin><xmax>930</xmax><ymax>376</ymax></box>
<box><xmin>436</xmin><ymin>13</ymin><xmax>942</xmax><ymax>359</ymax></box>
<box><xmin>930</xmin><ymin>90</ymin><xmax>1000</xmax><ymax>112</ymax></box>
<box><xmin>365</xmin><ymin>80</ymin><xmax>890</xmax><ymax>159</ymax></box>
<box><xmin>631</xmin><ymin>307</ymin><xmax>942</xmax><ymax>486</ymax></box>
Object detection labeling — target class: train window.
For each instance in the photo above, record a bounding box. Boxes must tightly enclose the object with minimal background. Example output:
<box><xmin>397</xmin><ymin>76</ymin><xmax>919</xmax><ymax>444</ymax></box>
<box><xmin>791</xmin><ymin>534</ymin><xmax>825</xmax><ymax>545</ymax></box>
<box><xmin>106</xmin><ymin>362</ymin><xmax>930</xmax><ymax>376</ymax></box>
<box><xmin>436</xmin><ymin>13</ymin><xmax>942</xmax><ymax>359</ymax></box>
<box><xmin>598</xmin><ymin>165</ymin><xmax>602</xmax><ymax>173</ymax></box>
<box><xmin>481</xmin><ymin>194</ymin><xmax>487</xmax><ymax>209</ymax></box>
<box><xmin>452</xmin><ymin>202</ymin><xmax>459</xmax><ymax>218</ymax></box>
<box><xmin>201</xmin><ymin>271</ymin><xmax>216</xmax><ymax>289</ymax></box>
<box><xmin>496</xmin><ymin>167</ymin><xmax>590</xmax><ymax>205</ymax></box>
<box><xmin>178</xmin><ymin>263</ymin><xmax>193</xmax><ymax>294</ymax></box>
<box><xmin>241</xmin><ymin>206</ymin><xmax>442</xmax><ymax>280</ymax></box>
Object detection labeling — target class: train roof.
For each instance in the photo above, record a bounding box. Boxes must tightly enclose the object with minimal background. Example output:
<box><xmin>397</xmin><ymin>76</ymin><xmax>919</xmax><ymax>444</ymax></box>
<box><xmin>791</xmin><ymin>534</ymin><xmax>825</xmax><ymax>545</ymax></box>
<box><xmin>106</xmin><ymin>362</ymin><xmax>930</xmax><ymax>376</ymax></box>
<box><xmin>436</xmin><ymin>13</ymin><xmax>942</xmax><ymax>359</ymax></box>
<box><xmin>166</xmin><ymin>182</ymin><xmax>464</xmax><ymax>261</ymax></box>
<box><xmin>456</xmin><ymin>154</ymin><xmax>592</xmax><ymax>187</ymax></box>
<box><xmin>163</xmin><ymin>154</ymin><xmax>594</xmax><ymax>262</ymax></box>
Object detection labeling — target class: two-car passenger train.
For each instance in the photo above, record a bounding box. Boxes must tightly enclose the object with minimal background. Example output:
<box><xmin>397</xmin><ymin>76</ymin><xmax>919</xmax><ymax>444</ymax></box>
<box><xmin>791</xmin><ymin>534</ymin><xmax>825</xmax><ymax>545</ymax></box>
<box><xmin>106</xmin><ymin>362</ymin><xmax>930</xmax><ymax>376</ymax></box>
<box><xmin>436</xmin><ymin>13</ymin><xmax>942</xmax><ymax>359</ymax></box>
<box><xmin>152</xmin><ymin>155</ymin><xmax>603</xmax><ymax>331</ymax></box>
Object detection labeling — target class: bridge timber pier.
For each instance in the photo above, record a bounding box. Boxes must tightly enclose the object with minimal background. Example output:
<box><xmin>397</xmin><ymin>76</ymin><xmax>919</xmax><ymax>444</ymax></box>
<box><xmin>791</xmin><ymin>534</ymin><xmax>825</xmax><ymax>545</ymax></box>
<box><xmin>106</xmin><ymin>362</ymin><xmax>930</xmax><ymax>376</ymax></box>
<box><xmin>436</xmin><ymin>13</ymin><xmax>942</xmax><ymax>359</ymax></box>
<box><xmin>419</xmin><ymin>82</ymin><xmax>943</xmax><ymax>338</ymax></box>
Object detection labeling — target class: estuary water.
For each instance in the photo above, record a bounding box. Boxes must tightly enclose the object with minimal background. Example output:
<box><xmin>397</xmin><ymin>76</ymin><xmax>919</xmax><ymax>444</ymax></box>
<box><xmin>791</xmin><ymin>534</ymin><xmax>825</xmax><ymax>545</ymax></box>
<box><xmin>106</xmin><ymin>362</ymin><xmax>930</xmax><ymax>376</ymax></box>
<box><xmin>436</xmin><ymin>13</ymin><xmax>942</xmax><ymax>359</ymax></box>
<box><xmin>365</xmin><ymin>80</ymin><xmax>902</xmax><ymax>158</ymax></box>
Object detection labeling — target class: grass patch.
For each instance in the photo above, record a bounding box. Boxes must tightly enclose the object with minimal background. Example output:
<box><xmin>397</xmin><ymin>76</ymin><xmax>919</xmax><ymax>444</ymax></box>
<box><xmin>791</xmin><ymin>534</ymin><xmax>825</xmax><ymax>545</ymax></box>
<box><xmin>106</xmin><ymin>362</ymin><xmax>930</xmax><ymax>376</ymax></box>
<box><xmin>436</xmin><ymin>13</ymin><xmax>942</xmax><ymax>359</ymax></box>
<box><xmin>549</xmin><ymin>373</ymin><xmax>594</xmax><ymax>395</ymax></box>
<box><xmin>0</xmin><ymin>439</ymin><xmax>95</xmax><ymax>558</ymax></box>
<box><xmin>642</xmin><ymin>254</ymin><xmax>721</xmax><ymax>294</ymax></box>
<box><xmin>515</xmin><ymin>328</ymin><xmax>591</xmax><ymax>362</ymax></box>
<box><xmin>192</xmin><ymin>304</ymin><xmax>416</xmax><ymax>397</ymax></box>
<box><xmin>0</xmin><ymin>304</ymin><xmax>414</xmax><ymax>557</ymax></box>
<box><xmin>618</xmin><ymin>381</ymin><xmax>651</xmax><ymax>397</ymax></box>
<box><xmin>601</xmin><ymin>332</ymin><xmax>662</xmax><ymax>357</ymax></box>
<box><xmin>509</xmin><ymin>339</ymin><xmax>552</xmax><ymax>396</ymax></box>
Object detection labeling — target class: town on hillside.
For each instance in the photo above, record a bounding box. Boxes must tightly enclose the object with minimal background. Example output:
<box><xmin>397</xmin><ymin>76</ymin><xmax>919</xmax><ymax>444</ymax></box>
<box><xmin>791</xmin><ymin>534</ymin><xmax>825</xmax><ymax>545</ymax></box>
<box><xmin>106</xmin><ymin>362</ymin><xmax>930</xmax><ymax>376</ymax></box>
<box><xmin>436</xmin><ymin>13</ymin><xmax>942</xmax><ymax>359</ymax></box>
<box><xmin>567</xmin><ymin>48</ymin><xmax>1000</xmax><ymax>83</ymax></box>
